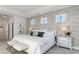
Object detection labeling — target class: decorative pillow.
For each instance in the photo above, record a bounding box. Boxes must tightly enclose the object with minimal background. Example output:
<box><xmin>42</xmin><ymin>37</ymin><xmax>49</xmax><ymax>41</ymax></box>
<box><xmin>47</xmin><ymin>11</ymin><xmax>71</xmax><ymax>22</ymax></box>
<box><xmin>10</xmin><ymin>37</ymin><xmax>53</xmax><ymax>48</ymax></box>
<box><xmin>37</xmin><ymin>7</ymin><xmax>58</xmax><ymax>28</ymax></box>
<box><xmin>37</xmin><ymin>32</ymin><xmax>44</xmax><ymax>37</ymax></box>
<box><xmin>33</xmin><ymin>31</ymin><xmax>38</xmax><ymax>36</ymax></box>
<box><xmin>30</xmin><ymin>31</ymin><xmax>34</xmax><ymax>36</ymax></box>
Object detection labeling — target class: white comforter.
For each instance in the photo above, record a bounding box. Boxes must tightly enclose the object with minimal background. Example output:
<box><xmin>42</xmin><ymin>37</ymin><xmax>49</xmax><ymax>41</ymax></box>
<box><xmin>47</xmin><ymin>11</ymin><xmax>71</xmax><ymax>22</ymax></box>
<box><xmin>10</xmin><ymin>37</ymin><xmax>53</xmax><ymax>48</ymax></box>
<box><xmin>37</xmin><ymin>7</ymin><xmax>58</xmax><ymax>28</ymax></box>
<box><xmin>8</xmin><ymin>34</ymin><xmax>48</xmax><ymax>54</ymax></box>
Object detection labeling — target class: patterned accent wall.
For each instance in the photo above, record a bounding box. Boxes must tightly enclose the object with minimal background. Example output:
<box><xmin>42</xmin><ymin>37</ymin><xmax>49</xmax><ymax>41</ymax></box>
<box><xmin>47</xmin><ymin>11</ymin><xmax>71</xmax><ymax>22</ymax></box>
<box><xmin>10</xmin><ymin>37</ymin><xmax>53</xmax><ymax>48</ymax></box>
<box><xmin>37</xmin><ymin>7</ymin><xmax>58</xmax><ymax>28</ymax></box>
<box><xmin>27</xmin><ymin>6</ymin><xmax>73</xmax><ymax>32</ymax></box>
<box><xmin>26</xmin><ymin>6</ymin><xmax>79</xmax><ymax>47</ymax></box>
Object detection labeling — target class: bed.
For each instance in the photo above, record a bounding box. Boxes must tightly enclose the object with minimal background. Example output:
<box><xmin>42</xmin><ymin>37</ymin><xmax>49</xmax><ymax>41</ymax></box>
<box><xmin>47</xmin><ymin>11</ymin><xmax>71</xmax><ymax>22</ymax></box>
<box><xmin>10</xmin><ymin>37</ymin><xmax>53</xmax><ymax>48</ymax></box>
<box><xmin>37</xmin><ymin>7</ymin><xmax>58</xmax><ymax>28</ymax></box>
<box><xmin>7</xmin><ymin>30</ymin><xmax>56</xmax><ymax>54</ymax></box>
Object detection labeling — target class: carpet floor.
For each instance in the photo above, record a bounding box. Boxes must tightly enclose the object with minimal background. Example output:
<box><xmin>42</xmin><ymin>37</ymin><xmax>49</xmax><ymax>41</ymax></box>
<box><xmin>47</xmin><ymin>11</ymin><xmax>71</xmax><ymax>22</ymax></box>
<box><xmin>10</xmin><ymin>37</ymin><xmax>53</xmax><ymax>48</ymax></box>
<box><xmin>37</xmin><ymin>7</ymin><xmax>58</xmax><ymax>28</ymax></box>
<box><xmin>0</xmin><ymin>39</ymin><xmax>79</xmax><ymax>54</ymax></box>
<box><xmin>46</xmin><ymin>46</ymin><xmax>79</xmax><ymax>54</ymax></box>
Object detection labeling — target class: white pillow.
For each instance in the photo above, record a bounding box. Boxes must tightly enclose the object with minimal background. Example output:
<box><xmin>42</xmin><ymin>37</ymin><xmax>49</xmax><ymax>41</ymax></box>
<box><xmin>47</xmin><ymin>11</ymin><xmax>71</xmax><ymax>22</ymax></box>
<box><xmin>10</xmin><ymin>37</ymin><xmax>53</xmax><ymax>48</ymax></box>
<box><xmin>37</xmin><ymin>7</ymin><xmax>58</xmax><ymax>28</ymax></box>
<box><xmin>33</xmin><ymin>31</ymin><xmax>38</xmax><ymax>36</ymax></box>
<box><xmin>32</xmin><ymin>30</ymin><xmax>46</xmax><ymax>37</ymax></box>
<box><xmin>43</xmin><ymin>32</ymin><xmax>55</xmax><ymax>38</ymax></box>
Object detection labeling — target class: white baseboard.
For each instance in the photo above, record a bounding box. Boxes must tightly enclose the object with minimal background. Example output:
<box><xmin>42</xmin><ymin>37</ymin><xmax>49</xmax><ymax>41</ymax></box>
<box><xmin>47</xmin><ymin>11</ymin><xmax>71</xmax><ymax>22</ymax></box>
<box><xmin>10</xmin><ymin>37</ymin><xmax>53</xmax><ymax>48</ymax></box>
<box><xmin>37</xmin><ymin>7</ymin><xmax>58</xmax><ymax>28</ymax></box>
<box><xmin>72</xmin><ymin>46</ymin><xmax>79</xmax><ymax>50</ymax></box>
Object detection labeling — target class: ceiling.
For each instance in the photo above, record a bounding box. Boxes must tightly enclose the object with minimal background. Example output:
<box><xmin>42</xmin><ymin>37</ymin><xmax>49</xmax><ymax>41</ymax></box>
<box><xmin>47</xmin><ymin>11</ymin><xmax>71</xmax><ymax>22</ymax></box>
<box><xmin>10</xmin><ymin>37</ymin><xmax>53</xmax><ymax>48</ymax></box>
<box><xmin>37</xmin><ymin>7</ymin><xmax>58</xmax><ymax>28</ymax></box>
<box><xmin>0</xmin><ymin>5</ymin><xmax>73</xmax><ymax>18</ymax></box>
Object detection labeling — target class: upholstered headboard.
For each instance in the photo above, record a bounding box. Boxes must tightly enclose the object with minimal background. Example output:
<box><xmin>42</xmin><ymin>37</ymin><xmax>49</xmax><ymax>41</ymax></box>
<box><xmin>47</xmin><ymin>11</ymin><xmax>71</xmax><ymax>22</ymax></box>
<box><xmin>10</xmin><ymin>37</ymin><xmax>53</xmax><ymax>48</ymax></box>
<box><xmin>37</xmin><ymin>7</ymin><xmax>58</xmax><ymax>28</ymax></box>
<box><xmin>32</xmin><ymin>30</ymin><xmax>56</xmax><ymax>37</ymax></box>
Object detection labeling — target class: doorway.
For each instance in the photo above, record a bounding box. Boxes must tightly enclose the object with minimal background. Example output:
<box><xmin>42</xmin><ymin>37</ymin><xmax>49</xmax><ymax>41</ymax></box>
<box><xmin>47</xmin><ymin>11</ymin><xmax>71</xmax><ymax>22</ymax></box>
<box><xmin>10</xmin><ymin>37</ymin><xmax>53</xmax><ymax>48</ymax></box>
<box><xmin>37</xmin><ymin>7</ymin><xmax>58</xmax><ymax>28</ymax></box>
<box><xmin>0</xmin><ymin>23</ymin><xmax>9</xmax><ymax>39</ymax></box>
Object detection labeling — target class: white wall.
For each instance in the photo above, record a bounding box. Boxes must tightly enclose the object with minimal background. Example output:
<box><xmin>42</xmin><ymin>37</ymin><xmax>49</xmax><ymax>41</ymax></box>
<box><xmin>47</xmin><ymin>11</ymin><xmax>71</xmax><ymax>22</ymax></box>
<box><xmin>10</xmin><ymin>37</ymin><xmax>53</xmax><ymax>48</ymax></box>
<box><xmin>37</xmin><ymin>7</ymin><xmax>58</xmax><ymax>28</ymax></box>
<box><xmin>13</xmin><ymin>16</ymin><xmax>26</xmax><ymax>36</ymax></box>
<box><xmin>9</xmin><ymin>16</ymin><xmax>26</xmax><ymax>39</ymax></box>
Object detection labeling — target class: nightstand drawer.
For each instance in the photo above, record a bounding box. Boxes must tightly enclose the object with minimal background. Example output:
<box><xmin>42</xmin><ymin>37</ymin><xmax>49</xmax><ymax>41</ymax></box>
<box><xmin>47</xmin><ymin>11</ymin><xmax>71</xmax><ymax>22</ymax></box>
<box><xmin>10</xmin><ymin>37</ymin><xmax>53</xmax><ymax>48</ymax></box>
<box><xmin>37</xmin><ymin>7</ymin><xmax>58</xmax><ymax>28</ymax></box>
<box><xmin>57</xmin><ymin>36</ymin><xmax>72</xmax><ymax>48</ymax></box>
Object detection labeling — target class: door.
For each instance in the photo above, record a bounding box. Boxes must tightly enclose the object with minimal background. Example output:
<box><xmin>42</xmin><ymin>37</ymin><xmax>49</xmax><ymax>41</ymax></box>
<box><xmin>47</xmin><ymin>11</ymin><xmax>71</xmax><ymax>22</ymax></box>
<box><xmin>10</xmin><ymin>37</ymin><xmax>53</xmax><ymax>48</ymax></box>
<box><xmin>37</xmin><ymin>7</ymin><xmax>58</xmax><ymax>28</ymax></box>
<box><xmin>0</xmin><ymin>23</ymin><xmax>8</xmax><ymax>39</ymax></box>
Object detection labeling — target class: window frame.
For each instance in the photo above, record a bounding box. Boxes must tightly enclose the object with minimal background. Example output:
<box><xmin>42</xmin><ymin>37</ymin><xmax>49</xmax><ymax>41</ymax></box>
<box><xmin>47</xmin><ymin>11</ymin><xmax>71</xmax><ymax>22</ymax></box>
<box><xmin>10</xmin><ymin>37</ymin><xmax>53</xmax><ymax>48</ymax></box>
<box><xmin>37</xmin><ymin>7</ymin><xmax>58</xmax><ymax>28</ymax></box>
<box><xmin>55</xmin><ymin>14</ymin><xmax>66</xmax><ymax>23</ymax></box>
<box><xmin>40</xmin><ymin>17</ymin><xmax>48</xmax><ymax>25</ymax></box>
<box><xmin>31</xmin><ymin>18</ymin><xmax>36</xmax><ymax>25</ymax></box>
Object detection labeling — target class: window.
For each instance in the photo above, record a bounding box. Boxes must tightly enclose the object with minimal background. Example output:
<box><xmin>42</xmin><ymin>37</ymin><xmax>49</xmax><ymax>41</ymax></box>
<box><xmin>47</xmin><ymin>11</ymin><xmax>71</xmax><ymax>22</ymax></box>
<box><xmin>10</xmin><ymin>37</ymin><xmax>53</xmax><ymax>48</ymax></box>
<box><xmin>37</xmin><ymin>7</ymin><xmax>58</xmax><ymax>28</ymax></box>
<box><xmin>55</xmin><ymin>14</ymin><xmax>66</xmax><ymax>23</ymax></box>
<box><xmin>31</xmin><ymin>18</ymin><xmax>36</xmax><ymax>25</ymax></box>
<box><xmin>56</xmin><ymin>15</ymin><xmax>61</xmax><ymax>23</ymax></box>
<box><xmin>40</xmin><ymin>17</ymin><xmax>48</xmax><ymax>24</ymax></box>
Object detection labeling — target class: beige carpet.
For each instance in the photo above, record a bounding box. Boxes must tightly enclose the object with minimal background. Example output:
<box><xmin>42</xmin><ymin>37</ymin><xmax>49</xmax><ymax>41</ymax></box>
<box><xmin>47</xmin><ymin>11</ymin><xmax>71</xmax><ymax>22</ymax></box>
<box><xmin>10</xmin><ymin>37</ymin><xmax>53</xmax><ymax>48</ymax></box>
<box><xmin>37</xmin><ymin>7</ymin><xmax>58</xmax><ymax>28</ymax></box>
<box><xmin>0</xmin><ymin>39</ymin><xmax>79</xmax><ymax>54</ymax></box>
<box><xmin>0</xmin><ymin>42</ymin><xmax>11</xmax><ymax>54</ymax></box>
<box><xmin>46</xmin><ymin>46</ymin><xmax>79</xmax><ymax>54</ymax></box>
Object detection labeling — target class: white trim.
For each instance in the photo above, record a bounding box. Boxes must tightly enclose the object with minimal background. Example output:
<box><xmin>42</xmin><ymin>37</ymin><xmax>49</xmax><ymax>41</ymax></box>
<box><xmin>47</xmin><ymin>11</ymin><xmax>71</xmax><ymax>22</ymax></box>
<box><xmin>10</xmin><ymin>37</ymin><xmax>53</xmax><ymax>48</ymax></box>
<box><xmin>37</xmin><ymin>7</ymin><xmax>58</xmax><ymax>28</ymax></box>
<box><xmin>0</xmin><ymin>7</ymin><xmax>25</xmax><ymax>17</ymax></box>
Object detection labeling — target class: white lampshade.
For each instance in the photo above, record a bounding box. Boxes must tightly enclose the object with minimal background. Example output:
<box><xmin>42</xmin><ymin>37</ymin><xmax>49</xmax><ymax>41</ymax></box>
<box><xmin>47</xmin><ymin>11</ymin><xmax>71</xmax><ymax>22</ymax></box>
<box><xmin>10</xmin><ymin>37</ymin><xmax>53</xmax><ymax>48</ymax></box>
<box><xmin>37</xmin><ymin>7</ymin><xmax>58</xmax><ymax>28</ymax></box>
<box><xmin>60</xmin><ymin>26</ymin><xmax>68</xmax><ymax>32</ymax></box>
<box><xmin>28</xmin><ymin>27</ymin><xmax>32</xmax><ymax>31</ymax></box>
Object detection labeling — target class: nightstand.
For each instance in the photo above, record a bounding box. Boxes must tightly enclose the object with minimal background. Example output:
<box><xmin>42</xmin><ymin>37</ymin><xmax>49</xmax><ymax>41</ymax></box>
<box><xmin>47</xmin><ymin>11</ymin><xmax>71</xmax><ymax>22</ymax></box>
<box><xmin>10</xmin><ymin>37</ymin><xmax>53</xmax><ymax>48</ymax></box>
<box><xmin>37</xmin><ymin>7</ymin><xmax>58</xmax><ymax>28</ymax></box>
<box><xmin>57</xmin><ymin>36</ymin><xmax>72</xmax><ymax>50</ymax></box>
